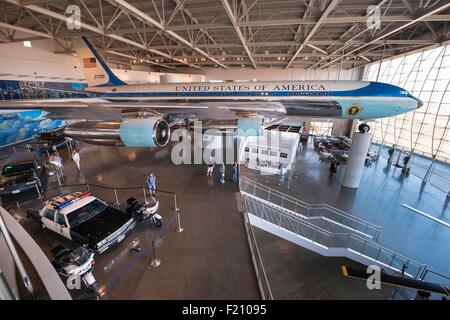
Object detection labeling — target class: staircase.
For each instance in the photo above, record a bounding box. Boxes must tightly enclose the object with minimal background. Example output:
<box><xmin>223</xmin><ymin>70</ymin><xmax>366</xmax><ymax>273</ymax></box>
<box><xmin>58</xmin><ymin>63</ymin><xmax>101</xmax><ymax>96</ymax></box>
<box><xmin>240</xmin><ymin>177</ymin><xmax>426</xmax><ymax>279</ymax></box>
<box><xmin>240</xmin><ymin>176</ymin><xmax>382</xmax><ymax>240</ymax></box>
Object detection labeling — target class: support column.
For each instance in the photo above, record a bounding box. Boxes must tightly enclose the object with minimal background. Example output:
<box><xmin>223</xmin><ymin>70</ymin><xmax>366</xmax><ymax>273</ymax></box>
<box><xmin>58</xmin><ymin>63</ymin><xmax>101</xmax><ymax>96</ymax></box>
<box><xmin>342</xmin><ymin>132</ymin><xmax>373</xmax><ymax>188</ymax></box>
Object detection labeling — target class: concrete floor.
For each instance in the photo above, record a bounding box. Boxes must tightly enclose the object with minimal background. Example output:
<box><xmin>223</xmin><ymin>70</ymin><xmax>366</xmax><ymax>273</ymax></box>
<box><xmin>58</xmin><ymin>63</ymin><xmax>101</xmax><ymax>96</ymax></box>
<box><xmin>3</xmin><ymin>135</ymin><xmax>449</xmax><ymax>299</ymax></box>
<box><xmin>243</xmin><ymin>137</ymin><xmax>450</xmax><ymax>286</ymax></box>
<box><xmin>253</xmin><ymin>227</ymin><xmax>396</xmax><ymax>300</ymax></box>
<box><xmin>2</xmin><ymin>142</ymin><xmax>260</xmax><ymax>299</ymax></box>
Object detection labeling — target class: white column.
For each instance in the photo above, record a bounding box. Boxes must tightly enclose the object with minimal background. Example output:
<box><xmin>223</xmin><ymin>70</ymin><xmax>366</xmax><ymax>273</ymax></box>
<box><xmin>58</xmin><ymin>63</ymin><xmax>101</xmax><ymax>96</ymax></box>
<box><xmin>342</xmin><ymin>132</ymin><xmax>373</xmax><ymax>188</ymax></box>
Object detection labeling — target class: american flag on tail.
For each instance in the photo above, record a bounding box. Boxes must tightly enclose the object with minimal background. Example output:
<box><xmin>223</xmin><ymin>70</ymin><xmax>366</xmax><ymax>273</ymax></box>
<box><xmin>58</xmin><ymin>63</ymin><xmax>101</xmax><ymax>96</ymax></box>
<box><xmin>83</xmin><ymin>57</ymin><xmax>97</xmax><ymax>68</ymax></box>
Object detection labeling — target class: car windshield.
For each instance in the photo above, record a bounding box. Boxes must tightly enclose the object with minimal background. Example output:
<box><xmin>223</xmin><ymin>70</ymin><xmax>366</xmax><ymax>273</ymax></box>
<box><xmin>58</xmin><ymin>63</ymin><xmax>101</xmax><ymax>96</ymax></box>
<box><xmin>66</xmin><ymin>199</ymin><xmax>107</xmax><ymax>227</ymax></box>
<box><xmin>2</xmin><ymin>162</ymin><xmax>35</xmax><ymax>176</ymax></box>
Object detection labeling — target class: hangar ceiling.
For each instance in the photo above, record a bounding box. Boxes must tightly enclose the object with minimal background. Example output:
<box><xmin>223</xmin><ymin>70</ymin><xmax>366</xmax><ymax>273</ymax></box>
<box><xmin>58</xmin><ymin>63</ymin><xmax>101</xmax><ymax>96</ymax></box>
<box><xmin>0</xmin><ymin>0</ymin><xmax>449</xmax><ymax>72</ymax></box>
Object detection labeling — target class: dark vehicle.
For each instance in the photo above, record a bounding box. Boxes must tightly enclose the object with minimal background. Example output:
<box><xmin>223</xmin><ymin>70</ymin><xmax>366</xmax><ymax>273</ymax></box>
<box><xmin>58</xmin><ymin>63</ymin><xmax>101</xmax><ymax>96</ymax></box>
<box><xmin>51</xmin><ymin>245</ymin><xmax>98</xmax><ymax>299</ymax></box>
<box><xmin>126</xmin><ymin>197</ymin><xmax>162</xmax><ymax>227</ymax></box>
<box><xmin>27</xmin><ymin>192</ymin><xmax>136</xmax><ymax>253</ymax></box>
<box><xmin>27</xmin><ymin>128</ymin><xmax>68</xmax><ymax>152</ymax></box>
<box><xmin>0</xmin><ymin>152</ymin><xmax>44</xmax><ymax>197</ymax></box>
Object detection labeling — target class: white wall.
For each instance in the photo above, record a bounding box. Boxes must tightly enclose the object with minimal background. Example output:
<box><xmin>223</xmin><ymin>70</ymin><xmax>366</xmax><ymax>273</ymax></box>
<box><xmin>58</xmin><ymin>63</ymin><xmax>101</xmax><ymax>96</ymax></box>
<box><xmin>203</xmin><ymin>66</ymin><xmax>363</xmax><ymax>81</ymax></box>
<box><xmin>0</xmin><ymin>40</ymin><xmax>84</xmax><ymax>82</ymax></box>
<box><xmin>0</xmin><ymin>39</ymin><xmax>363</xmax><ymax>83</ymax></box>
<box><xmin>0</xmin><ymin>39</ymin><xmax>203</xmax><ymax>84</ymax></box>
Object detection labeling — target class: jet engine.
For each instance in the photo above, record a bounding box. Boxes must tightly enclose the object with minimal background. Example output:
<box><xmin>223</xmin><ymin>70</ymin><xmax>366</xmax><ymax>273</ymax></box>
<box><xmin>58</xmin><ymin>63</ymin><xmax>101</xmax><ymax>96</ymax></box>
<box><xmin>236</xmin><ymin>118</ymin><xmax>263</xmax><ymax>136</ymax></box>
<box><xmin>65</xmin><ymin>117</ymin><xmax>171</xmax><ymax>147</ymax></box>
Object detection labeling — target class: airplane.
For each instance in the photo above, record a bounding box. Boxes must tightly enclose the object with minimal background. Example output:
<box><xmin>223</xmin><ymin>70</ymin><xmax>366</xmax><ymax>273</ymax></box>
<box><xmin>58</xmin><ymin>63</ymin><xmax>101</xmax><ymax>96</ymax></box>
<box><xmin>0</xmin><ymin>37</ymin><xmax>423</xmax><ymax>148</ymax></box>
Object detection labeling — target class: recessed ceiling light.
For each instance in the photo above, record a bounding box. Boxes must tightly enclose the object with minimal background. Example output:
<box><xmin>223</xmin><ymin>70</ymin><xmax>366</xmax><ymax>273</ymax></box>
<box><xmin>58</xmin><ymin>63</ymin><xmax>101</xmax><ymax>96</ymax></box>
<box><xmin>23</xmin><ymin>41</ymin><xmax>32</xmax><ymax>48</ymax></box>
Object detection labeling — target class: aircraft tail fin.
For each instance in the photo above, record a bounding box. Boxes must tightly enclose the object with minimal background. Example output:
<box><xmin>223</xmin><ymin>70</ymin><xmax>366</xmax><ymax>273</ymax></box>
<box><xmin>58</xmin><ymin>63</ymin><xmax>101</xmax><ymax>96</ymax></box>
<box><xmin>74</xmin><ymin>37</ymin><xmax>125</xmax><ymax>87</ymax></box>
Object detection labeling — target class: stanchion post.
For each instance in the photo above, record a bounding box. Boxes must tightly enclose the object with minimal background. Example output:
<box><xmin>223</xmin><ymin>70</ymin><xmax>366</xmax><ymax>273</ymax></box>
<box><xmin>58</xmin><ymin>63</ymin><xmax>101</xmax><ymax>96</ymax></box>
<box><xmin>143</xmin><ymin>187</ymin><xmax>148</xmax><ymax>204</ymax></box>
<box><xmin>16</xmin><ymin>201</ymin><xmax>22</xmax><ymax>216</ymax></box>
<box><xmin>149</xmin><ymin>240</ymin><xmax>161</xmax><ymax>268</ymax></box>
<box><xmin>55</xmin><ymin>169</ymin><xmax>61</xmax><ymax>186</ymax></box>
<box><xmin>174</xmin><ymin>194</ymin><xmax>183</xmax><ymax>233</ymax></box>
<box><xmin>114</xmin><ymin>188</ymin><xmax>120</xmax><ymax>208</ymax></box>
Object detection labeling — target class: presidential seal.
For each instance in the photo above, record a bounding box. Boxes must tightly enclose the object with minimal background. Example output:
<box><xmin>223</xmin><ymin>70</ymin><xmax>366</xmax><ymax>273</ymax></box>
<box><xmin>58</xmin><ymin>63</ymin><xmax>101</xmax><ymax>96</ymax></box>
<box><xmin>346</xmin><ymin>104</ymin><xmax>362</xmax><ymax>116</ymax></box>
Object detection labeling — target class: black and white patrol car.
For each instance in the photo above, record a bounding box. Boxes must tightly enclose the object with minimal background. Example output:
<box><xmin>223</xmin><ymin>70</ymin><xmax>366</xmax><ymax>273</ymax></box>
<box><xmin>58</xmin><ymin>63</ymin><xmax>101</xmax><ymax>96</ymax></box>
<box><xmin>27</xmin><ymin>192</ymin><xmax>136</xmax><ymax>253</ymax></box>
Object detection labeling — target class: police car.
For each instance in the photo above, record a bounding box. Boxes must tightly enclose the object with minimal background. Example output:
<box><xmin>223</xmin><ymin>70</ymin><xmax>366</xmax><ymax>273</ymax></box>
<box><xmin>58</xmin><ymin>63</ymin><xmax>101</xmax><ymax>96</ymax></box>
<box><xmin>27</xmin><ymin>191</ymin><xmax>136</xmax><ymax>253</ymax></box>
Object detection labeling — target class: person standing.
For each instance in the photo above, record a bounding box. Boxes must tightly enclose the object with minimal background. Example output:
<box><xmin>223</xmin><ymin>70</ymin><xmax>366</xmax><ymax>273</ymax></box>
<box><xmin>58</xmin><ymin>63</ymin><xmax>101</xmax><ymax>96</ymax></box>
<box><xmin>231</xmin><ymin>162</ymin><xmax>238</xmax><ymax>183</ymax></box>
<box><xmin>50</xmin><ymin>152</ymin><xmax>64</xmax><ymax>177</ymax></box>
<box><xmin>219</xmin><ymin>163</ymin><xmax>225</xmax><ymax>184</ymax></box>
<box><xmin>206</xmin><ymin>157</ymin><xmax>215</xmax><ymax>176</ymax></box>
<box><xmin>72</xmin><ymin>150</ymin><xmax>81</xmax><ymax>171</ymax></box>
<box><xmin>147</xmin><ymin>172</ymin><xmax>157</xmax><ymax>197</ymax></box>
<box><xmin>329</xmin><ymin>157</ymin><xmax>337</xmax><ymax>178</ymax></box>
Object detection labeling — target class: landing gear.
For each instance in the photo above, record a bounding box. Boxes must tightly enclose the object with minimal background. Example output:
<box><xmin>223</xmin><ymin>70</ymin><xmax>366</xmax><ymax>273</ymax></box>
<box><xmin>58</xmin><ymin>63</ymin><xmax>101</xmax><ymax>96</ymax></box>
<box><xmin>358</xmin><ymin>123</ymin><xmax>370</xmax><ymax>133</ymax></box>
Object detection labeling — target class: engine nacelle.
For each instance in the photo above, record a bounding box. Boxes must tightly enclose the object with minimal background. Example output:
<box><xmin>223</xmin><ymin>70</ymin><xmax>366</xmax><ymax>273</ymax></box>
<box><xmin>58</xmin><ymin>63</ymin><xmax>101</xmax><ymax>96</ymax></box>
<box><xmin>236</xmin><ymin>118</ymin><xmax>263</xmax><ymax>136</ymax></box>
<box><xmin>119</xmin><ymin>117</ymin><xmax>170</xmax><ymax>147</ymax></box>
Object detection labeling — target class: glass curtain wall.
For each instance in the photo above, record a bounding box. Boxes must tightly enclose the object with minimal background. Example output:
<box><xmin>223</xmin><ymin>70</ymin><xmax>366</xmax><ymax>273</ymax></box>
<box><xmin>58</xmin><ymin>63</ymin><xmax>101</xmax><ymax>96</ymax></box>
<box><xmin>310</xmin><ymin>121</ymin><xmax>334</xmax><ymax>136</ymax></box>
<box><xmin>363</xmin><ymin>44</ymin><xmax>450</xmax><ymax>193</ymax></box>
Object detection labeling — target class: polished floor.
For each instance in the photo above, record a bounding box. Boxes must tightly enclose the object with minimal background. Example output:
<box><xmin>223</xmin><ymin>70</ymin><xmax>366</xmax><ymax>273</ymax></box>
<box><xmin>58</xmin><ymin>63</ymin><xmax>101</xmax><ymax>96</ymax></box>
<box><xmin>2</xmin><ymin>135</ymin><xmax>449</xmax><ymax>299</ymax></box>
<box><xmin>2</xmin><ymin>142</ymin><xmax>260</xmax><ymax>299</ymax></box>
<box><xmin>253</xmin><ymin>227</ymin><xmax>396</xmax><ymax>299</ymax></box>
<box><xmin>243</xmin><ymin>137</ymin><xmax>450</xmax><ymax>286</ymax></box>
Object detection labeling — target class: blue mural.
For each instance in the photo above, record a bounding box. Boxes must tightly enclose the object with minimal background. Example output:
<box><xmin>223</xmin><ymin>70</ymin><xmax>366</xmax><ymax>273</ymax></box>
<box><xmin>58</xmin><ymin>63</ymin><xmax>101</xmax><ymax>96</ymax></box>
<box><xmin>0</xmin><ymin>110</ymin><xmax>64</xmax><ymax>146</ymax></box>
<box><xmin>0</xmin><ymin>80</ymin><xmax>88</xmax><ymax>146</ymax></box>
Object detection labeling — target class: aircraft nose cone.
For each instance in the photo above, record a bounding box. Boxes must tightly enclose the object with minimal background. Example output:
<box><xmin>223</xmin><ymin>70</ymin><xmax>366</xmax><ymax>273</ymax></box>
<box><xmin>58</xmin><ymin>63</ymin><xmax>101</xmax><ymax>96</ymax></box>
<box><xmin>417</xmin><ymin>99</ymin><xmax>424</xmax><ymax>109</ymax></box>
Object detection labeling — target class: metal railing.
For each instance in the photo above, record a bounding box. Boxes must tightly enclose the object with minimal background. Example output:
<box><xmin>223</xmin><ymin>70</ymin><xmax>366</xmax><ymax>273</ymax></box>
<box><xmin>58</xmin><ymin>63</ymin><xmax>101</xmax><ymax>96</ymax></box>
<box><xmin>242</xmin><ymin>210</ymin><xmax>273</xmax><ymax>300</ymax></box>
<box><xmin>239</xmin><ymin>176</ymin><xmax>382</xmax><ymax>240</ymax></box>
<box><xmin>0</xmin><ymin>209</ymin><xmax>34</xmax><ymax>299</ymax></box>
<box><xmin>13</xmin><ymin>182</ymin><xmax>183</xmax><ymax>234</ymax></box>
<box><xmin>242</xmin><ymin>194</ymin><xmax>426</xmax><ymax>279</ymax></box>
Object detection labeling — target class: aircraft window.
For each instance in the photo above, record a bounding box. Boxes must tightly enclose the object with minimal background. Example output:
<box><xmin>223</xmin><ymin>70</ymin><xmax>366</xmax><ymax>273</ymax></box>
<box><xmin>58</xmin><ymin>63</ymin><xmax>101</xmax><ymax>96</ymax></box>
<box><xmin>261</xmin><ymin>150</ymin><xmax>268</xmax><ymax>155</ymax></box>
<box><xmin>270</xmin><ymin>151</ymin><xmax>278</xmax><ymax>156</ymax></box>
<box><xmin>245</xmin><ymin>147</ymin><xmax>249</xmax><ymax>152</ymax></box>
<box><xmin>280</xmin><ymin>153</ymin><xmax>288</xmax><ymax>158</ymax></box>
<box><xmin>251</xmin><ymin>148</ymin><xmax>258</xmax><ymax>153</ymax></box>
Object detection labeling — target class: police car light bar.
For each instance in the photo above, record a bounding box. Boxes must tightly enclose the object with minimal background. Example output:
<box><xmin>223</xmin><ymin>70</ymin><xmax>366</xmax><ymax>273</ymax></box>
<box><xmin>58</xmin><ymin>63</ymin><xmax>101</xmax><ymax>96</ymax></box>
<box><xmin>57</xmin><ymin>191</ymin><xmax>92</xmax><ymax>209</ymax></box>
<box><xmin>76</xmin><ymin>191</ymin><xmax>91</xmax><ymax>199</ymax></box>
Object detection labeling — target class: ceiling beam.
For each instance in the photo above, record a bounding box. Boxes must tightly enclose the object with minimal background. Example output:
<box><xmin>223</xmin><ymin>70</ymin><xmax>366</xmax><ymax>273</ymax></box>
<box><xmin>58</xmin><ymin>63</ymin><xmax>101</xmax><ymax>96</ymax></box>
<box><xmin>166</xmin><ymin>0</ymin><xmax>186</xmax><ymax>26</ymax></box>
<box><xmin>0</xmin><ymin>21</ymin><xmax>52</xmax><ymax>39</ymax></box>
<box><xmin>221</xmin><ymin>0</ymin><xmax>257</xmax><ymax>69</ymax></box>
<box><xmin>106</xmin><ymin>0</ymin><xmax>227</xmax><ymax>68</ymax></box>
<box><xmin>401</xmin><ymin>0</ymin><xmax>438</xmax><ymax>39</ymax></box>
<box><xmin>97</xmin><ymin>14</ymin><xmax>450</xmax><ymax>33</ymax></box>
<box><xmin>104</xmin><ymin>50</ymin><xmax>175</xmax><ymax>69</ymax></box>
<box><xmin>85</xmin><ymin>39</ymin><xmax>437</xmax><ymax>51</ymax></box>
<box><xmin>286</xmin><ymin>0</ymin><xmax>341</xmax><ymax>69</ymax></box>
<box><xmin>4</xmin><ymin>0</ymin><xmax>201</xmax><ymax>69</ymax></box>
<box><xmin>319</xmin><ymin>1</ymin><xmax>450</xmax><ymax>69</ymax></box>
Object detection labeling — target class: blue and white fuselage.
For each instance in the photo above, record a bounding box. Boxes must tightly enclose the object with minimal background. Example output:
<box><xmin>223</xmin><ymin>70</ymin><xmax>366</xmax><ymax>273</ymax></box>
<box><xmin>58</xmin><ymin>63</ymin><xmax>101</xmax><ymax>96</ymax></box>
<box><xmin>85</xmin><ymin>80</ymin><xmax>422</xmax><ymax>120</ymax></box>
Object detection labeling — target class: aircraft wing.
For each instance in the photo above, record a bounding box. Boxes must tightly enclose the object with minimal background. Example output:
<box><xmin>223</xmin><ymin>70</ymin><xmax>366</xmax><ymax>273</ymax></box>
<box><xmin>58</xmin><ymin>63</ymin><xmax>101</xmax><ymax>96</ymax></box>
<box><xmin>0</xmin><ymin>98</ymin><xmax>286</xmax><ymax>121</ymax></box>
